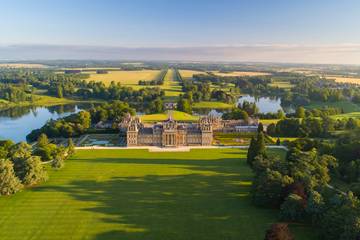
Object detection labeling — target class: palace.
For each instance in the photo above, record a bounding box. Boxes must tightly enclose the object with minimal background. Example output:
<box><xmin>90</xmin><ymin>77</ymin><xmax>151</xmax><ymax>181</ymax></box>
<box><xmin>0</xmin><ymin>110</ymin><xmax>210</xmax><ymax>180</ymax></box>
<box><xmin>119</xmin><ymin>114</ymin><xmax>213</xmax><ymax>147</ymax></box>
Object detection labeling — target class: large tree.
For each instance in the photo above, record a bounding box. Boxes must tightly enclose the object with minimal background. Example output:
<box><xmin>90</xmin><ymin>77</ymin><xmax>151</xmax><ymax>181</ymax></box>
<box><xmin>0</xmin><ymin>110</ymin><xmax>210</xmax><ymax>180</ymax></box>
<box><xmin>0</xmin><ymin>159</ymin><xmax>23</xmax><ymax>195</ymax></box>
<box><xmin>22</xmin><ymin>156</ymin><xmax>48</xmax><ymax>186</ymax></box>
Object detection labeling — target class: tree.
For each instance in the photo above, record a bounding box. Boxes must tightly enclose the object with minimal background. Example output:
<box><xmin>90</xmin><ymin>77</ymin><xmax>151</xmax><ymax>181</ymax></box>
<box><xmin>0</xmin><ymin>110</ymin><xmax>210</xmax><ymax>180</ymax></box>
<box><xmin>67</xmin><ymin>138</ymin><xmax>75</xmax><ymax>156</ymax></box>
<box><xmin>37</xmin><ymin>133</ymin><xmax>49</xmax><ymax>148</ymax></box>
<box><xmin>256</xmin><ymin>132</ymin><xmax>267</xmax><ymax>157</ymax></box>
<box><xmin>257</xmin><ymin>122</ymin><xmax>264</xmax><ymax>133</ymax></box>
<box><xmin>280</xmin><ymin>194</ymin><xmax>305</xmax><ymax>221</ymax></box>
<box><xmin>264</xmin><ymin>223</ymin><xmax>294</xmax><ymax>240</ymax></box>
<box><xmin>276</xmin><ymin>138</ymin><xmax>281</xmax><ymax>146</ymax></box>
<box><xmin>277</xmin><ymin>109</ymin><xmax>286</xmax><ymax>120</ymax></box>
<box><xmin>247</xmin><ymin>137</ymin><xmax>257</xmax><ymax>166</ymax></box>
<box><xmin>0</xmin><ymin>159</ymin><xmax>23</xmax><ymax>195</ymax></box>
<box><xmin>57</xmin><ymin>85</ymin><xmax>63</xmax><ymax>98</ymax></box>
<box><xmin>22</xmin><ymin>156</ymin><xmax>48</xmax><ymax>186</ymax></box>
<box><xmin>295</xmin><ymin>107</ymin><xmax>305</xmax><ymax>118</ymax></box>
<box><xmin>52</xmin><ymin>155</ymin><xmax>64</xmax><ymax>169</ymax></box>
<box><xmin>252</xmin><ymin>169</ymin><xmax>294</xmax><ymax>207</ymax></box>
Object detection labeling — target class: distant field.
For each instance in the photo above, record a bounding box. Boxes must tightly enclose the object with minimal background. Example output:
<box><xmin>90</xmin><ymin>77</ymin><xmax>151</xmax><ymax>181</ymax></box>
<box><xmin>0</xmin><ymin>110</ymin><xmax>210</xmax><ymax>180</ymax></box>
<box><xmin>87</xmin><ymin>70</ymin><xmax>161</xmax><ymax>87</ymax></box>
<box><xmin>0</xmin><ymin>149</ymin><xmax>316</xmax><ymax>240</ymax></box>
<box><xmin>162</xmin><ymin>69</ymin><xmax>183</xmax><ymax>99</ymax></box>
<box><xmin>327</xmin><ymin>75</ymin><xmax>360</xmax><ymax>85</ymax></box>
<box><xmin>211</xmin><ymin>71</ymin><xmax>270</xmax><ymax>77</ymax></box>
<box><xmin>269</xmin><ymin>81</ymin><xmax>294</xmax><ymax>89</ymax></box>
<box><xmin>332</xmin><ymin>112</ymin><xmax>360</xmax><ymax>119</ymax></box>
<box><xmin>192</xmin><ymin>101</ymin><xmax>234</xmax><ymax>109</ymax></box>
<box><xmin>306</xmin><ymin>101</ymin><xmax>360</xmax><ymax>113</ymax></box>
<box><xmin>140</xmin><ymin>110</ymin><xmax>199</xmax><ymax>122</ymax></box>
<box><xmin>179</xmin><ymin>70</ymin><xmax>206</xmax><ymax>80</ymax></box>
<box><xmin>0</xmin><ymin>63</ymin><xmax>47</xmax><ymax>68</ymax></box>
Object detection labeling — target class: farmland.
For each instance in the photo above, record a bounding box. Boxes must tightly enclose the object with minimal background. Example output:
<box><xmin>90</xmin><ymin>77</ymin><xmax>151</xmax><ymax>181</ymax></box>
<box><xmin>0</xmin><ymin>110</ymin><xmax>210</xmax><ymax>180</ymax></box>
<box><xmin>0</xmin><ymin>149</ymin><xmax>316</xmax><ymax>240</ymax></box>
<box><xmin>0</xmin><ymin>63</ymin><xmax>48</xmax><ymax>68</ymax></box>
<box><xmin>178</xmin><ymin>70</ymin><xmax>206</xmax><ymax>80</ymax></box>
<box><xmin>327</xmin><ymin>75</ymin><xmax>360</xmax><ymax>85</ymax></box>
<box><xmin>86</xmin><ymin>70</ymin><xmax>161</xmax><ymax>87</ymax></box>
<box><xmin>211</xmin><ymin>71</ymin><xmax>271</xmax><ymax>77</ymax></box>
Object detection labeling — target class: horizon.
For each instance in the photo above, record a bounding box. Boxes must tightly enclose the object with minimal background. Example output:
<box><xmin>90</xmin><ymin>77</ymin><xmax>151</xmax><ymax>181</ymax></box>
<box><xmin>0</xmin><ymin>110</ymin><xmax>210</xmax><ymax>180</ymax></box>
<box><xmin>1</xmin><ymin>0</ymin><xmax>360</xmax><ymax>64</ymax></box>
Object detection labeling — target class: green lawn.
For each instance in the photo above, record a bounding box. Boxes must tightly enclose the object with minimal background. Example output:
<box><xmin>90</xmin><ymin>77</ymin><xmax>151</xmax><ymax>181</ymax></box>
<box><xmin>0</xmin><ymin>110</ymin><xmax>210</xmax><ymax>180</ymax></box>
<box><xmin>193</xmin><ymin>101</ymin><xmax>234</xmax><ymax>109</ymax></box>
<box><xmin>140</xmin><ymin>110</ymin><xmax>199</xmax><ymax>122</ymax></box>
<box><xmin>162</xmin><ymin>68</ymin><xmax>183</xmax><ymax>100</ymax></box>
<box><xmin>0</xmin><ymin>149</ymin><xmax>316</xmax><ymax>240</ymax></box>
<box><xmin>306</xmin><ymin>101</ymin><xmax>360</xmax><ymax>113</ymax></box>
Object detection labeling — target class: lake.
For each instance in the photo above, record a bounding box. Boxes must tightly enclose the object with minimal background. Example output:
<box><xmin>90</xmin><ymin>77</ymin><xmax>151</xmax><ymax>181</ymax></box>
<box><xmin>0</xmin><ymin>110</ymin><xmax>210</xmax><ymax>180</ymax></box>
<box><xmin>0</xmin><ymin>104</ymin><xmax>91</xmax><ymax>142</ymax></box>
<box><xmin>237</xmin><ymin>95</ymin><xmax>283</xmax><ymax>113</ymax></box>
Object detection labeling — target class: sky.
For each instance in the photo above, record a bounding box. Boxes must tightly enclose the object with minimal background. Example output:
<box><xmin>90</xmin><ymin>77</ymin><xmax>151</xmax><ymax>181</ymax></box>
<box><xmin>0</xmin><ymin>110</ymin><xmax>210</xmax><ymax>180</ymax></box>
<box><xmin>1</xmin><ymin>0</ymin><xmax>360</xmax><ymax>64</ymax></box>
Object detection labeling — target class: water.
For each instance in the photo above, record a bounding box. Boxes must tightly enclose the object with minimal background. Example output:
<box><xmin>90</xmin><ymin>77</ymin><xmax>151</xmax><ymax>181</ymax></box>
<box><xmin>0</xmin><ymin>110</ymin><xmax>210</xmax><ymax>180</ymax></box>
<box><xmin>0</xmin><ymin>104</ymin><xmax>91</xmax><ymax>142</ymax></box>
<box><xmin>237</xmin><ymin>95</ymin><xmax>284</xmax><ymax>113</ymax></box>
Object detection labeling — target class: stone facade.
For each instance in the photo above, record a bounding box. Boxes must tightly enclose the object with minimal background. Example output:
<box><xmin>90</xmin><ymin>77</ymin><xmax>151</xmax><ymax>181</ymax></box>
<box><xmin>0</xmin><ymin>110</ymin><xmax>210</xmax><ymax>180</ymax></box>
<box><xmin>119</xmin><ymin>114</ymin><xmax>213</xmax><ymax>147</ymax></box>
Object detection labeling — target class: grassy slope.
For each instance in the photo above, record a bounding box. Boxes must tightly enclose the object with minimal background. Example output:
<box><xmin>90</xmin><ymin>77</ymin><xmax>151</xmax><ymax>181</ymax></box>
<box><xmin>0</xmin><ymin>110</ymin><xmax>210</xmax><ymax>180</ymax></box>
<box><xmin>0</xmin><ymin>149</ymin><xmax>316</xmax><ymax>240</ymax></box>
<box><xmin>305</xmin><ymin>101</ymin><xmax>360</xmax><ymax>113</ymax></box>
<box><xmin>0</xmin><ymin>95</ymin><xmax>77</xmax><ymax>110</ymax></box>
<box><xmin>140</xmin><ymin>110</ymin><xmax>199</xmax><ymax>122</ymax></box>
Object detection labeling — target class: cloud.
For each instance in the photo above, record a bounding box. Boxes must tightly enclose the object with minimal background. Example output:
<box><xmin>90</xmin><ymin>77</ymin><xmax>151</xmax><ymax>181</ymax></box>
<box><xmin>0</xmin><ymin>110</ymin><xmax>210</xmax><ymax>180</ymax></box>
<box><xmin>1</xmin><ymin>44</ymin><xmax>360</xmax><ymax>64</ymax></box>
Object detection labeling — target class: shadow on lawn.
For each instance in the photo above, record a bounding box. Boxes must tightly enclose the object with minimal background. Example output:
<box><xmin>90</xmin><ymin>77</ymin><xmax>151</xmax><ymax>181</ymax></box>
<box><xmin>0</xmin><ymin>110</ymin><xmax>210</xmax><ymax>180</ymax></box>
<box><xmin>35</xmin><ymin>156</ymin><xmax>275</xmax><ymax>240</ymax></box>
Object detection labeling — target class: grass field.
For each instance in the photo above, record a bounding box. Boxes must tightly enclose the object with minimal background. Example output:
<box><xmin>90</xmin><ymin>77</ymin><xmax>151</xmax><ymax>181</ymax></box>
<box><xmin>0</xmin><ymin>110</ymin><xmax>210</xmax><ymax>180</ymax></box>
<box><xmin>0</xmin><ymin>94</ymin><xmax>79</xmax><ymax>110</ymax></box>
<box><xmin>0</xmin><ymin>149</ymin><xmax>316</xmax><ymax>240</ymax></box>
<box><xmin>326</xmin><ymin>75</ymin><xmax>360</xmax><ymax>85</ymax></box>
<box><xmin>87</xmin><ymin>70</ymin><xmax>161</xmax><ymax>87</ymax></box>
<box><xmin>192</xmin><ymin>101</ymin><xmax>234</xmax><ymax>109</ymax></box>
<box><xmin>332</xmin><ymin>111</ymin><xmax>360</xmax><ymax>119</ymax></box>
<box><xmin>179</xmin><ymin>70</ymin><xmax>206</xmax><ymax>80</ymax></box>
<box><xmin>211</xmin><ymin>71</ymin><xmax>270</xmax><ymax>77</ymax></box>
<box><xmin>162</xmin><ymin>69</ymin><xmax>183</xmax><ymax>100</ymax></box>
<box><xmin>269</xmin><ymin>81</ymin><xmax>294</xmax><ymax>89</ymax></box>
<box><xmin>306</xmin><ymin>101</ymin><xmax>360</xmax><ymax>113</ymax></box>
<box><xmin>140</xmin><ymin>110</ymin><xmax>199</xmax><ymax>122</ymax></box>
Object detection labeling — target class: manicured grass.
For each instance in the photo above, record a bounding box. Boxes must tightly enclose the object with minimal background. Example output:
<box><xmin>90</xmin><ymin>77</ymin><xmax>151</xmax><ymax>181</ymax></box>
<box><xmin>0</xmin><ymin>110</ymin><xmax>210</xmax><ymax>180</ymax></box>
<box><xmin>162</xmin><ymin>69</ymin><xmax>183</xmax><ymax>100</ymax></box>
<box><xmin>140</xmin><ymin>110</ymin><xmax>199</xmax><ymax>122</ymax></box>
<box><xmin>0</xmin><ymin>149</ymin><xmax>316</xmax><ymax>240</ymax></box>
<box><xmin>193</xmin><ymin>101</ymin><xmax>234</xmax><ymax>109</ymax></box>
<box><xmin>87</xmin><ymin>70</ymin><xmax>161</xmax><ymax>87</ymax></box>
<box><xmin>179</xmin><ymin>70</ymin><xmax>206</xmax><ymax>80</ymax></box>
<box><xmin>306</xmin><ymin>101</ymin><xmax>360</xmax><ymax>113</ymax></box>
<box><xmin>211</xmin><ymin>71</ymin><xmax>271</xmax><ymax>77</ymax></box>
